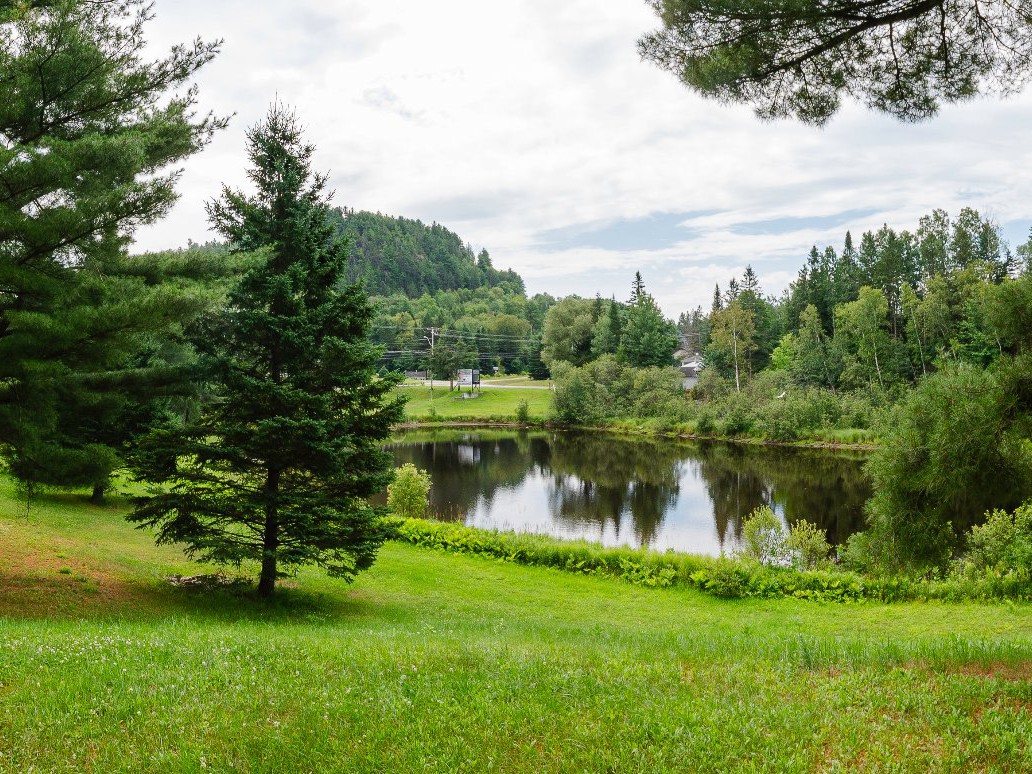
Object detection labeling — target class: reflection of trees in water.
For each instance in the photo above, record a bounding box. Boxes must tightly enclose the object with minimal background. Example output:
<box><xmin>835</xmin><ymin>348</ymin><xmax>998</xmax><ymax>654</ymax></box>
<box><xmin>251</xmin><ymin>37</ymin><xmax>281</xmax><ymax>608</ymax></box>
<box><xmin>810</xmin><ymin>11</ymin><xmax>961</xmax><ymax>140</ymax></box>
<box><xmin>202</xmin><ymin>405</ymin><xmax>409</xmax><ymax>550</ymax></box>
<box><xmin>695</xmin><ymin>444</ymin><xmax>772</xmax><ymax>553</ymax></box>
<box><xmin>545</xmin><ymin>433</ymin><xmax>681</xmax><ymax>547</ymax></box>
<box><xmin>386</xmin><ymin>432</ymin><xmax>542</xmax><ymax>520</ymax></box>
<box><xmin>386</xmin><ymin>430</ymin><xmax>871</xmax><ymax>551</ymax></box>
<box><xmin>695</xmin><ymin>443</ymin><xmax>871</xmax><ymax>549</ymax></box>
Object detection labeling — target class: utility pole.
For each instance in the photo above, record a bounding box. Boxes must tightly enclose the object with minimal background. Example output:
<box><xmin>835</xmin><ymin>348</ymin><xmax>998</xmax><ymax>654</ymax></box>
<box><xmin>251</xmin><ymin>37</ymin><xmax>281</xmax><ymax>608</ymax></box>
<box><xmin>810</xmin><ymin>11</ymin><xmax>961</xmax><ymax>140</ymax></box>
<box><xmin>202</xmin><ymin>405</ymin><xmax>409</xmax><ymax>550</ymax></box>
<box><xmin>424</xmin><ymin>327</ymin><xmax>438</xmax><ymax>410</ymax></box>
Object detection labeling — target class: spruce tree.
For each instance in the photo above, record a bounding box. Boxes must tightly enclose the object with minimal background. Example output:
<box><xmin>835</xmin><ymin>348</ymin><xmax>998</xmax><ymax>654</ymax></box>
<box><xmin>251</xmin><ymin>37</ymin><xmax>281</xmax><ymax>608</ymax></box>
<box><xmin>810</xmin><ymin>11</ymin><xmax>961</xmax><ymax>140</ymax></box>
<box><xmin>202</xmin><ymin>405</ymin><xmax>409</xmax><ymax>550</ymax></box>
<box><xmin>130</xmin><ymin>106</ymin><xmax>404</xmax><ymax>597</ymax></box>
<box><xmin>621</xmin><ymin>277</ymin><xmax>678</xmax><ymax>369</ymax></box>
<box><xmin>711</xmin><ymin>284</ymin><xmax>723</xmax><ymax>314</ymax></box>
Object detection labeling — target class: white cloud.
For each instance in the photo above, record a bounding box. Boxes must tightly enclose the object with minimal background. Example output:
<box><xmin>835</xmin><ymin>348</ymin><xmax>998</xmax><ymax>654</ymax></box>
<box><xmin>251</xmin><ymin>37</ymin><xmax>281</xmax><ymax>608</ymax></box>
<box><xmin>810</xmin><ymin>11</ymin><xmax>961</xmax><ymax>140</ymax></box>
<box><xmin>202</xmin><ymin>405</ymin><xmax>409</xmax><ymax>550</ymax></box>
<box><xmin>136</xmin><ymin>0</ymin><xmax>1032</xmax><ymax>316</ymax></box>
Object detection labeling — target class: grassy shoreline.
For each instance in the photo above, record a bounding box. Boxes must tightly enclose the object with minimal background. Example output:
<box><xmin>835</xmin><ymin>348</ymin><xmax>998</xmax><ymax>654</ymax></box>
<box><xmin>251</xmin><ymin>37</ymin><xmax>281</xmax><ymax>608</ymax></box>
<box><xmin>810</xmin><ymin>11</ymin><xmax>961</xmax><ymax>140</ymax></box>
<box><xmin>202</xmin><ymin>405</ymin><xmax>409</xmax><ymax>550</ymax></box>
<box><xmin>395</xmin><ymin>385</ymin><xmax>879</xmax><ymax>450</ymax></box>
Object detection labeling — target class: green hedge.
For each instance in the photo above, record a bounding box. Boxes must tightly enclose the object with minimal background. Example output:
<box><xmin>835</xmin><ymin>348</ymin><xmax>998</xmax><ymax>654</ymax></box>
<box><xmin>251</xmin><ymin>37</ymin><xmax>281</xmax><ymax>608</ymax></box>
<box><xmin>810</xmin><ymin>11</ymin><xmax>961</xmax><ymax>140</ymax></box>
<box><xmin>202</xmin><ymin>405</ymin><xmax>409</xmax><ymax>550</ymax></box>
<box><xmin>391</xmin><ymin>518</ymin><xmax>871</xmax><ymax>601</ymax></box>
<box><xmin>390</xmin><ymin>518</ymin><xmax>1032</xmax><ymax>603</ymax></box>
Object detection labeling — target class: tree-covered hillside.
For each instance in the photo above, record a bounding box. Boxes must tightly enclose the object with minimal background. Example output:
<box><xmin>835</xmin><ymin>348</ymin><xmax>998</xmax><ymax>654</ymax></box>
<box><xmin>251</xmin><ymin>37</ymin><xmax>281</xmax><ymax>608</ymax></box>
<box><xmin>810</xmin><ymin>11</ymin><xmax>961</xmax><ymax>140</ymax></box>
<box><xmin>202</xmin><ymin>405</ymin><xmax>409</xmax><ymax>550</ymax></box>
<box><xmin>330</xmin><ymin>208</ymin><xmax>524</xmax><ymax>296</ymax></box>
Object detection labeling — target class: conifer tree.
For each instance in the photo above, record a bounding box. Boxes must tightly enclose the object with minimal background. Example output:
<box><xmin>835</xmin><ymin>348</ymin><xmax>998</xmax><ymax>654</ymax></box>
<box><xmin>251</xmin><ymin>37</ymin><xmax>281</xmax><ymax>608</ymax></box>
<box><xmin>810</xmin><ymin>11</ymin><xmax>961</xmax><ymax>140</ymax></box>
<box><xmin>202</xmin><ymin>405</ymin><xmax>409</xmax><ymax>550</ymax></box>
<box><xmin>711</xmin><ymin>284</ymin><xmax>723</xmax><ymax>314</ymax></box>
<box><xmin>130</xmin><ymin>106</ymin><xmax>404</xmax><ymax>598</ymax></box>
<box><xmin>0</xmin><ymin>0</ymin><xmax>224</xmax><ymax>490</ymax></box>
<box><xmin>591</xmin><ymin>298</ymin><xmax>622</xmax><ymax>358</ymax></box>
<box><xmin>621</xmin><ymin>275</ymin><xmax>678</xmax><ymax>368</ymax></box>
<box><xmin>607</xmin><ymin>296</ymin><xmax>623</xmax><ymax>353</ymax></box>
<box><xmin>640</xmin><ymin>1</ymin><xmax>1032</xmax><ymax>124</ymax></box>
<box><xmin>629</xmin><ymin>271</ymin><xmax>646</xmax><ymax>304</ymax></box>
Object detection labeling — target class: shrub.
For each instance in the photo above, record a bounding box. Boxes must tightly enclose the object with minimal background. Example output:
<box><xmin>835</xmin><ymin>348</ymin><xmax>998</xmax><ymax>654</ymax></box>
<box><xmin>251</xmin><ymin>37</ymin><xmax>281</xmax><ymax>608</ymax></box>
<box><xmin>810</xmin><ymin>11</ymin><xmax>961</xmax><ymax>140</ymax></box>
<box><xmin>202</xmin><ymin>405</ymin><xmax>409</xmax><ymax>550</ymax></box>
<box><xmin>964</xmin><ymin>501</ymin><xmax>1032</xmax><ymax>573</ymax></box>
<box><xmin>837</xmin><ymin>530</ymin><xmax>881</xmax><ymax>574</ymax></box>
<box><xmin>739</xmin><ymin>506</ymin><xmax>792</xmax><ymax>567</ymax></box>
<box><xmin>393</xmin><ymin>517</ymin><xmax>1032</xmax><ymax>602</ymax></box>
<box><xmin>693</xmin><ymin>564</ymin><xmax>749</xmax><ymax>598</ymax></box>
<box><xmin>717</xmin><ymin>393</ymin><xmax>755</xmax><ymax>436</ymax></box>
<box><xmin>787</xmin><ymin>519</ymin><xmax>833</xmax><ymax>570</ymax></box>
<box><xmin>514</xmin><ymin>399</ymin><xmax>530</xmax><ymax>424</ymax></box>
<box><xmin>387</xmin><ymin>464</ymin><xmax>432</xmax><ymax>519</ymax></box>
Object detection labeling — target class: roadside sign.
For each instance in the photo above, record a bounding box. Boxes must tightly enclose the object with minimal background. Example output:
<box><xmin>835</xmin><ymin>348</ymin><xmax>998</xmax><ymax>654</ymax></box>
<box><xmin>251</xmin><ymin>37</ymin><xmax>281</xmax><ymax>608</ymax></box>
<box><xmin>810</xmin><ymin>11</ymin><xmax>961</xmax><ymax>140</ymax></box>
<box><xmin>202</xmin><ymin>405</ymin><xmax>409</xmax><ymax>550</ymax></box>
<box><xmin>457</xmin><ymin>369</ymin><xmax>480</xmax><ymax>386</ymax></box>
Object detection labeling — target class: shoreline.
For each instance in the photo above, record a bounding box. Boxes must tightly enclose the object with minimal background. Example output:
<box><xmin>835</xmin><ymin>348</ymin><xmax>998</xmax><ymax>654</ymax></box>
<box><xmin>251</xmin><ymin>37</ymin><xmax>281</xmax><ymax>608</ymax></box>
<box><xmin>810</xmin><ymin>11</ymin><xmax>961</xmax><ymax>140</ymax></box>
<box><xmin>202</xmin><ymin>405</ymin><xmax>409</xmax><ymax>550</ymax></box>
<box><xmin>394</xmin><ymin>418</ymin><xmax>878</xmax><ymax>452</ymax></box>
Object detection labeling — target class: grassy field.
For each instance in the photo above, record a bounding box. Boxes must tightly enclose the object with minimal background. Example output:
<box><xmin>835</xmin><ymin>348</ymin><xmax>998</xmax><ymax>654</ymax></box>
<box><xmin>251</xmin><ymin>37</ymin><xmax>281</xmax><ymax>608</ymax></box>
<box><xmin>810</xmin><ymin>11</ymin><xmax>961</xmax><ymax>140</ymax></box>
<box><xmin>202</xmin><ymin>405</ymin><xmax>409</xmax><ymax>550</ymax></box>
<box><xmin>399</xmin><ymin>385</ymin><xmax>552</xmax><ymax>421</ymax></box>
<box><xmin>1</xmin><ymin>481</ymin><xmax>1032</xmax><ymax>771</ymax></box>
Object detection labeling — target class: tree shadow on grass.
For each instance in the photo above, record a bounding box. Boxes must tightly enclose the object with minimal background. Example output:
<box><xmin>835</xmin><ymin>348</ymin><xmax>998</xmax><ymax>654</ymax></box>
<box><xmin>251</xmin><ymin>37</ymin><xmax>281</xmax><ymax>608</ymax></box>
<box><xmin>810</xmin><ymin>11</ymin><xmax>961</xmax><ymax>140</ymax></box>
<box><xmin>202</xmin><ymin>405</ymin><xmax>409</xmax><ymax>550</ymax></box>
<box><xmin>148</xmin><ymin>578</ymin><xmax>405</xmax><ymax>626</ymax></box>
<box><xmin>0</xmin><ymin>567</ymin><xmax>406</xmax><ymax>628</ymax></box>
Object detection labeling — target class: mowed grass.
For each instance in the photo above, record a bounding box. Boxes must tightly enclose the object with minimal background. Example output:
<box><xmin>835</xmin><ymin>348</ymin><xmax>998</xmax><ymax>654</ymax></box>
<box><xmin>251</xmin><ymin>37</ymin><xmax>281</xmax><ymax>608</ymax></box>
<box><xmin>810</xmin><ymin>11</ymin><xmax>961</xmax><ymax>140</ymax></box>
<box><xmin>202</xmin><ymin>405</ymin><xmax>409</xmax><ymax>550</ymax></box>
<box><xmin>1</xmin><ymin>482</ymin><xmax>1032</xmax><ymax>771</ymax></box>
<box><xmin>399</xmin><ymin>385</ymin><xmax>552</xmax><ymax>421</ymax></box>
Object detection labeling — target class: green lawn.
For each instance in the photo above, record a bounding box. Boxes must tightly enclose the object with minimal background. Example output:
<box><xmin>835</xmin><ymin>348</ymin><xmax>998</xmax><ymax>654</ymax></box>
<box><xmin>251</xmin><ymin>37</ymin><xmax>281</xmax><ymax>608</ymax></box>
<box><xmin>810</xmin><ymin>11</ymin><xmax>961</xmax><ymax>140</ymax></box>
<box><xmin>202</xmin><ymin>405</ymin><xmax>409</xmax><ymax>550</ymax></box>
<box><xmin>399</xmin><ymin>385</ymin><xmax>552</xmax><ymax>421</ymax></box>
<box><xmin>1</xmin><ymin>482</ymin><xmax>1032</xmax><ymax>771</ymax></box>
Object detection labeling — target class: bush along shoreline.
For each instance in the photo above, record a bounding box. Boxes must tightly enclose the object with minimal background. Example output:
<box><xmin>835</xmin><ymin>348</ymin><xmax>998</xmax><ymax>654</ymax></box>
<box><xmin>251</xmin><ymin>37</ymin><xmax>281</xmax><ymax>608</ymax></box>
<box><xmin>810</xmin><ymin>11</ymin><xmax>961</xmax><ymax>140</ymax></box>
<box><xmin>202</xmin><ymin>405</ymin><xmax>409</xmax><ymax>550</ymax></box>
<box><xmin>396</xmin><ymin>416</ymin><xmax>878</xmax><ymax>452</ymax></box>
<box><xmin>395</xmin><ymin>368</ymin><xmax>883</xmax><ymax>450</ymax></box>
<box><xmin>391</xmin><ymin>515</ymin><xmax>1032</xmax><ymax>604</ymax></box>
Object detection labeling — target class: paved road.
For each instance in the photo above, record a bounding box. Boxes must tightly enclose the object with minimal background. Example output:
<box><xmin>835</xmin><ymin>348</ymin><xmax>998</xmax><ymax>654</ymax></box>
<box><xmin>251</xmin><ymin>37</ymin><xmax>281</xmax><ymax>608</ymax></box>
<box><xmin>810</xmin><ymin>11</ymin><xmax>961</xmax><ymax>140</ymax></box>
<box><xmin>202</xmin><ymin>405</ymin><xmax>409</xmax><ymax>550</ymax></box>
<box><xmin>399</xmin><ymin>380</ymin><xmax>552</xmax><ymax>390</ymax></box>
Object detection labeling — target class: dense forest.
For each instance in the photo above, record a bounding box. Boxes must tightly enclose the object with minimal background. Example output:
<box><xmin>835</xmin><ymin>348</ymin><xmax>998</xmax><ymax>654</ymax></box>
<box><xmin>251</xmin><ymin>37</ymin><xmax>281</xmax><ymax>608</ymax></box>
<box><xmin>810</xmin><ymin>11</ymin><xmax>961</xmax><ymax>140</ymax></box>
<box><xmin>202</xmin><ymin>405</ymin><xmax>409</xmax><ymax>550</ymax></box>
<box><xmin>330</xmin><ymin>208</ymin><xmax>523</xmax><ymax>296</ymax></box>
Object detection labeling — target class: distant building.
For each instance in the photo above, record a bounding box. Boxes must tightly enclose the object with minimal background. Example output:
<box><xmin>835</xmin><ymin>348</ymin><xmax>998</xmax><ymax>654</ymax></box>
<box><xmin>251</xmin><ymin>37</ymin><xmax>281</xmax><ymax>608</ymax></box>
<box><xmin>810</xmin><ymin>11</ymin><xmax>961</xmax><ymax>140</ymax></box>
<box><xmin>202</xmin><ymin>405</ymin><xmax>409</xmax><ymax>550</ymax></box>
<box><xmin>678</xmin><ymin>353</ymin><xmax>704</xmax><ymax>389</ymax></box>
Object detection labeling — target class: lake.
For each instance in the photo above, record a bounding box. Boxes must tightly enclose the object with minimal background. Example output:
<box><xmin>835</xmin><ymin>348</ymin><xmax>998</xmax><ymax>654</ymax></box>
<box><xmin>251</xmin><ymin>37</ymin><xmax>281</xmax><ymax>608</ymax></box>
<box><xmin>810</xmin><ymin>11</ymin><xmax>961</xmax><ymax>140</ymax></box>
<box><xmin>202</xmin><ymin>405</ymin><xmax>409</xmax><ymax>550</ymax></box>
<box><xmin>386</xmin><ymin>428</ymin><xmax>872</xmax><ymax>555</ymax></box>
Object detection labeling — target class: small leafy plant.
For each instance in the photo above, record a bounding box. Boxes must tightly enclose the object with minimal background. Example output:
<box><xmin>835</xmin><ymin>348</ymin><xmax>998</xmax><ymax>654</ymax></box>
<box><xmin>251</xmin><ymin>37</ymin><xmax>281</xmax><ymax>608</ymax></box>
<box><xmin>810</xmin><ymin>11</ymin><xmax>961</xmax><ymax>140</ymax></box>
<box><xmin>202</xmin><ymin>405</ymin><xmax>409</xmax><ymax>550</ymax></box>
<box><xmin>387</xmin><ymin>464</ymin><xmax>433</xmax><ymax>519</ymax></box>
<box><xmin>740</xmin><ymin>506</ymin><xmax>792</xmax><ymax>567</ymax></box>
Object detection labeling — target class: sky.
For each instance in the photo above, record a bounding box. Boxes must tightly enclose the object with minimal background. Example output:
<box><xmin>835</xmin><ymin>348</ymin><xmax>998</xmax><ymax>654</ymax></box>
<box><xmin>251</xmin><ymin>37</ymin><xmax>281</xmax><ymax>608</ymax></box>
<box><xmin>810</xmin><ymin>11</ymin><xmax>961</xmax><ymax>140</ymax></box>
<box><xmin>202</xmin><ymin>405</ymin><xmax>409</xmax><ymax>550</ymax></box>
<box><xmin>136</xmin><ymin>0</ymin><xmax>1032</xmax><ymax>317</ymax></box>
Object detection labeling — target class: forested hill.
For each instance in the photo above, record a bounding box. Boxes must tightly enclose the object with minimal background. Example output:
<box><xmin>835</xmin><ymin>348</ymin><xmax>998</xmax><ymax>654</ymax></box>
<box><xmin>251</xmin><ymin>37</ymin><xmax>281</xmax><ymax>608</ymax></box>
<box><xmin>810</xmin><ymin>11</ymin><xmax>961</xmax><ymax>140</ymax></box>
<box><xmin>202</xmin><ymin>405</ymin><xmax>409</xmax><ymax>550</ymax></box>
<box><xmin>328</xmin><ymin>208</ymin><xmax>524</xmax><ymax>297</ymax></box>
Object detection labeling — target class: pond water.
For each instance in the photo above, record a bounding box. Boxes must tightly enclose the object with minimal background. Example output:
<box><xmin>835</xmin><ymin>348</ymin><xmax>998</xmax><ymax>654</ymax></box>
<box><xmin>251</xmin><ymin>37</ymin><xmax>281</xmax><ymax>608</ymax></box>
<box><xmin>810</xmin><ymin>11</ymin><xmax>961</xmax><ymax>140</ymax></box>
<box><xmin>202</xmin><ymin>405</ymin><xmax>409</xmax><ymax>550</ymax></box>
<box><xmin>386</xmin><ymin>428</ymin><xmax>872</xmax><ymax>555</ymax></box>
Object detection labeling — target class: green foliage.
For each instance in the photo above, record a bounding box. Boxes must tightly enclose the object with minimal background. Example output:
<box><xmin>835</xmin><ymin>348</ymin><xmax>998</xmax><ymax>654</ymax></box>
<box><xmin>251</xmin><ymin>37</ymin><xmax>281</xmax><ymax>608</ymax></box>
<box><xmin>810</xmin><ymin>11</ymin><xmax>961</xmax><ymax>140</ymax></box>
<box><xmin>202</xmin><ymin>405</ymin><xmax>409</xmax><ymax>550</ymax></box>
<box><xmin>683</xmin><ymin>371</ymin><xmax>884</xmax><ymax>442</ymax></box>
<box><xmin>393</xmin><ymin>517</ymin><xmax>869</xmax><ymax>601</ymax></box>
<box><xmin>835</xmin><ymin>287</ymin><xmax>906</xmax><ymax>390</ymax></box>
<box><xmin>639</xmin><ymin>1</ymin><xmax>1032</xmax><ymax>124</ymax></box>
<box><xmin>514</xmin><ymin>399</ymin><xmax>530</xmax><ymax>424</ymax></box>
<box><xmin>707</xmin><ymin>300</ymin><xmax>756</xmax><ymax>390</ymax></box>
<box><xmin>768</xmin><ymin>333</ymin><xmax>796</xmax><ymax>371</ymax></box>
<box><xmin>328</xmin><ymin>209</ymin><xmax>523</xmax><ymax>296</ymax></box>
<box><xmin>0</xmin><ymin>0</ymin><xmax>224</xmax><ymax>490</ymax></box>
<box><xmin>370</xmin><ymin>283</ymin><xmax>551</xmax><ymax>375</ymax></box>
<box><xmin>787</xmin><ymin>520</ymin><xmax>833</xmax><ymax>570</ymax></box>
<box><xmin>620</xmin><ymin>281</ymin><xmax>678</xmax><ymax>368</ymax></box>
<box><xmin>864</xmin><ymin>363</ymin><xmax>1032</xmax><ymax>570</ymax></box>
<box><xmin>540</xmin><ymin>297</ymin><xmax>597</xmax><ymax>368</ymax></box>
<box><xmin>130</xmin><ymin>106</ymin><xmax>405</xmax><ymax>597</ymax></box>
<box><xmin>964</xmin><ymin>502</ymin><xmax>1032</xmax><ymax>574</ymax></box>
<box><xmin>591</xmin><ymin>298</ymin><xmax>623</xmax><ymax>358</ymax></box>
<box><xmin>387</xmin><ymin>464</ymin><xmax>432</xmax><ymax>520</ymax></box>
<box><xmin>550</xmin><ymin>356</ymin><xmax>688</xmax><ymax>425</ymax></box>
<box><xmin>739</xmin><ymin>506</ymin><xmax>792</xmax><ymax>567</ymax></box>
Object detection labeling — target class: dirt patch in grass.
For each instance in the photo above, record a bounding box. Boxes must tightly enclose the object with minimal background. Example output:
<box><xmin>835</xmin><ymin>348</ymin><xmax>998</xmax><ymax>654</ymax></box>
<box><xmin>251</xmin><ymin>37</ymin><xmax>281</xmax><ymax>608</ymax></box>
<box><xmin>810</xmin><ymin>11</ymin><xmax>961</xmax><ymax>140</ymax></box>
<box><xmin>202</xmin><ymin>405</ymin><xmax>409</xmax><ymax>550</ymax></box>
<box><xmin>0</xmin><ymin>540</ymin><xmax>158</xmax><ymax>618</ymax></box>
<box><xmin>902</xmin><ymin>660</ymin><xmax>1032</xmax><ymax>682</ymax></box>
<box><xmin>949</xmin><ymin>662</ymin><xmax>1032</xmax><ymax>682</ymax></box>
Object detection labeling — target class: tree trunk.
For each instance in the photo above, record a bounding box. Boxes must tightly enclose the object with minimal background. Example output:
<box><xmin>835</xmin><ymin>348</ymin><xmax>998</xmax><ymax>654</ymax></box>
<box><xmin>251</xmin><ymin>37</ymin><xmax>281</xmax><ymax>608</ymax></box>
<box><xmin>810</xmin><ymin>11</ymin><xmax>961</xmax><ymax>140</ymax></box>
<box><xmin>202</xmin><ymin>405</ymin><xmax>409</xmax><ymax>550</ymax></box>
<box><xmin>732</xmin><ymin>317</ymin><xmax>741</xmax><ymax>392</ymax></box>
<box><xmin>868</xmin><ymin>334</ymin><xmax>885</xmax><ymax>389</ymax></box>
<box><xmin>89</xmin><ymin>482</ymin><xmax>106</xmax><ymax>504</ymax></box>
<box><xmin>258</xmin><ymin>468</ymin><xmax>280</xmax><ymax>598</ymax></box>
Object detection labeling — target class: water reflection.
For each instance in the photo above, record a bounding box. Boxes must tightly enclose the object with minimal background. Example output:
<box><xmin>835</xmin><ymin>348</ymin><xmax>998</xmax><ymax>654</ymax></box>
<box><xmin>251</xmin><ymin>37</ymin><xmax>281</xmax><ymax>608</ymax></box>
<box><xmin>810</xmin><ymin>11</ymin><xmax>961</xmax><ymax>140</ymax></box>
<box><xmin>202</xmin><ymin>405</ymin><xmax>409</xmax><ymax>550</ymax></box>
<box><xmin>386</xmin><ymin>429</ymin><xmax>871</xmax><ymax>555</ymax></box>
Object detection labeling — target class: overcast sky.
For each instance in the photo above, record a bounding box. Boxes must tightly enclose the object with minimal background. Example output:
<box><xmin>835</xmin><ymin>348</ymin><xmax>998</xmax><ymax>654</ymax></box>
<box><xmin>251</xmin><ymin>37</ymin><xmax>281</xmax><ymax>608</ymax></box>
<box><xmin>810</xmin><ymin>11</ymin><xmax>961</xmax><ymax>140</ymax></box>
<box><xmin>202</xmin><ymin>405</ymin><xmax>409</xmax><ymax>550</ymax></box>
<box><xmin>136</xmin><ymin>0</ymin><xmax>1032</xmax><ymax>317</ymax></box>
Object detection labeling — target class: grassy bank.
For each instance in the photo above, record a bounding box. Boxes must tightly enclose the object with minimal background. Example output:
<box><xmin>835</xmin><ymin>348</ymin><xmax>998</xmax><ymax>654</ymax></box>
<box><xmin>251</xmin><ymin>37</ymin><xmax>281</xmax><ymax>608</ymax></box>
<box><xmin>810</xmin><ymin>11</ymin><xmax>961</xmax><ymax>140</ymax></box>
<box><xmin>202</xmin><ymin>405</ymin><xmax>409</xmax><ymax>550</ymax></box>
<box><xmin>396</xmin><ymin>384</ymin><xmax>877</xmax><ymax>448</ymax></box>
<box><xmin>2</xmin><ymin>483</ymin><xmax>1032</xmax><ymax>770</ymax></box>
<box><xmin>399</xmin><ymin>385</ymin><xmax>552</xmax><ymax>422</ymax></box>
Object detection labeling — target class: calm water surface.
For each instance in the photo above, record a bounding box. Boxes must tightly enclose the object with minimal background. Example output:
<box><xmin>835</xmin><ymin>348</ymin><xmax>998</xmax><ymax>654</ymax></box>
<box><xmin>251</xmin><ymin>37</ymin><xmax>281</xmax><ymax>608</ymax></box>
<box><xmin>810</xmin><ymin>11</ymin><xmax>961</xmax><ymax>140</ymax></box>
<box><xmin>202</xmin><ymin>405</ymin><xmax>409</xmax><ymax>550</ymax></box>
<box><xmin>387</xmin><ymin>428</ymin><xmax>872</xmax><ymax>555</ymax></box>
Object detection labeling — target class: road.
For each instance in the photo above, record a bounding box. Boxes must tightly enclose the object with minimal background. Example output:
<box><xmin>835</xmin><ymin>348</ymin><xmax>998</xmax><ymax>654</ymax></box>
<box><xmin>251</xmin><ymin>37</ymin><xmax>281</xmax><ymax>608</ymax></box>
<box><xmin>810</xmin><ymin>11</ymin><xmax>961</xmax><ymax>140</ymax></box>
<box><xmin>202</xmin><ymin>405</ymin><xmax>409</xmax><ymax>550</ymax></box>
<box><xmin>399</xmin><ymin>380</ymin><xmax>552</xmax><ymax>390</ymax></box>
